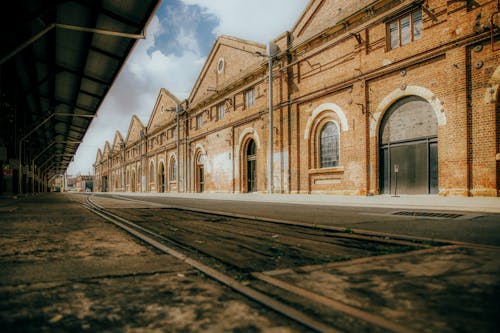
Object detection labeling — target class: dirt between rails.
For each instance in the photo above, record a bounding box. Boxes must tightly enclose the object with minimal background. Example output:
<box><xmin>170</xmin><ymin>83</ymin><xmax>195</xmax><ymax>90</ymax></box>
<box><xmin>106</xmin><ymin>207</ymin><xmax>428</xmax><ymax>272</ymax></box>
<box><xmin>0</xmin><ymin>194</ymin><xmax>308</xmax><ymax>332</ymax></box>
<box><xmin>268</xmin><ymin>246</ymin><xmax>500</xmax><ymax>333</ymax></box>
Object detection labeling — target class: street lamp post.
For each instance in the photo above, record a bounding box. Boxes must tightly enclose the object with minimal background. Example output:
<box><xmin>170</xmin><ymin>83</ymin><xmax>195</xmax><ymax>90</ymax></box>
<box><xmin>139</xmin><ymin>129</ymin><xmax>145</xmax><ymax>192</ymax></box>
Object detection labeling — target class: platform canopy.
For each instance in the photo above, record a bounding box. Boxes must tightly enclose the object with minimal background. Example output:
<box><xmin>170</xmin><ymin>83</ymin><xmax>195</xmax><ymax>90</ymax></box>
<box><xmin>0</xmin><ymin>0</ymin><xmax>161</xmax><ymax>184</ymax></box>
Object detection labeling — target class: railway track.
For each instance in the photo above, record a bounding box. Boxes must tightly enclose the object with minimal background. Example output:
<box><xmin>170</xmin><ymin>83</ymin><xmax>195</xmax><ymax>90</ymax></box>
<box><xmin>81</xmin><ymin>194</ymin><xmax>499</xmax><ymax>333</ymax></box>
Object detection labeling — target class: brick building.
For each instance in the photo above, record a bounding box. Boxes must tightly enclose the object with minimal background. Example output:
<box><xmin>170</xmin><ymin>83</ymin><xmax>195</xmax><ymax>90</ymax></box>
<box><xmin>94</xmin><ymin>0</ymin><xmax>500</xmax><ymax>197</ymax></box>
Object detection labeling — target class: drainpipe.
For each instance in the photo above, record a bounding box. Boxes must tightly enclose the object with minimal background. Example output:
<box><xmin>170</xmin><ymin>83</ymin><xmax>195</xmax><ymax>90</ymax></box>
<box><xmin>491</xmin><ymin>11</ymin><xmax>499</xmax><ymax>51</ymax></box>
<box><xmin>268</xmin><ymin>54</ymin><xmax>274</xmax><ymax>194</ymax></box>
<box><xmin>176</xmin><ymin>104</ymin><xmax>181</xmax><ymax>192</ymax></box>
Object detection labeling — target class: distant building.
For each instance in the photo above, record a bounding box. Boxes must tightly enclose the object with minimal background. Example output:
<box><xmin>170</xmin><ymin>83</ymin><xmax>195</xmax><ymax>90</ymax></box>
<box><xmin>76</xmin><ymin>175</ymin><xmax>93</xmax><ymax>192</ymax></box>
<box><xmin>94</xmin><ymin>0</ymin><xmax>500</xmax><ymax>196</ymax></box>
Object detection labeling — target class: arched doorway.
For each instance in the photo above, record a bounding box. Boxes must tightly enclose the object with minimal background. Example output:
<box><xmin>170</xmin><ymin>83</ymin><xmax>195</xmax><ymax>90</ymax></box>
<box><xmin>195</xmin><ymin>151</ymin><xmax>205</xmax><ymax>193</ymax></box>
<box><xmin>131</xmin><ymin>170</ymin><xmax>136</xmax><ymax>193</ymax></box>
<box><xmin>159</xmin><ymin>162</ymin><xmax>165</xmax><ymax>193</ymax></box>
<box><xmin>246</xmin><ymin>139</ymin><xmax>257</xmax><ymax>192</ymax></box>
<box><xmin>102</xmin><ymin>175</ymin><xmax>108</xmax><ymax>192</ymax></box>
<box><xmin>379</xmin><ymin>96</ymin><xmax>438</xmax><ymax>195</ymax></box>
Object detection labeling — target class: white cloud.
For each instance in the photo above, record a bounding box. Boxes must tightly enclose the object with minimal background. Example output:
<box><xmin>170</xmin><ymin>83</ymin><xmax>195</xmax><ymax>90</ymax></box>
<box><xmin>67</xmin><ymin>0</ymin><xmax>307</xmax><ymax>176</ymax></box>
<box><xmin>182</xmin><ymin>0</ymin><xmax>306</xmax><ymax>43</ymax></box>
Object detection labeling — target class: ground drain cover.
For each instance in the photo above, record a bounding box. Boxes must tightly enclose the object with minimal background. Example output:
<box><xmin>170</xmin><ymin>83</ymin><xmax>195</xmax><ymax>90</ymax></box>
<box><xmin>391</xmin><ymin>211</ymin><xmax>464</xmax><ymax>219</ymax></box>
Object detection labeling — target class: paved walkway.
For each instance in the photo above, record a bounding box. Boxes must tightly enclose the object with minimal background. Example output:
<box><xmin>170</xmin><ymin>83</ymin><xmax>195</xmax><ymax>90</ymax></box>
<box><xmin>3</xmin><ymin>192</ymin><xmax>500</xmax><ymax>213</ymax></box>
<box><xmin>109</xmin><ymin>192</ymin><xmax>500</xmax><ymax>214</ymax></box>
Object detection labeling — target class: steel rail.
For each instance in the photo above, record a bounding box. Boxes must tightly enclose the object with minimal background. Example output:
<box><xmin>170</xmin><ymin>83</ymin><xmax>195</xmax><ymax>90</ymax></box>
<box><xmin>107</xmin><ymin>194</ymin><xmax>500</xmax><ymax>252</ymax></box>
<box><xmin>84</xmin><ymin>195</ymin><xmax>339</xmax><ymax>333</ymax></box>
<box><xmin>83</xmin><ymin>194</ymin><xmax>496</xmax><ymax>333</ymax></box>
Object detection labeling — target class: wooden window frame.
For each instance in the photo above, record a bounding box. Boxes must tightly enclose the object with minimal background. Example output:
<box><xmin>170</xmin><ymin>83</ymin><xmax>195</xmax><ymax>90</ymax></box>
<box><xmin>217</xmin><ymin>102</ymin><xmax>226</xmax><ymax>121</ymax></box>
<box><xmin>196</xmin><ymin>114</ymin><xmax>203</xmax><ymax>129</ymax></box>
<box><xmin>244</xmin><ymin>88</ymin><xmax>255</xmax><ymax>109</ymax></box>
<box><xmin>387</xmin><ymin>8</ymin><xmax>422</xmax><ymax>50</ymax></box>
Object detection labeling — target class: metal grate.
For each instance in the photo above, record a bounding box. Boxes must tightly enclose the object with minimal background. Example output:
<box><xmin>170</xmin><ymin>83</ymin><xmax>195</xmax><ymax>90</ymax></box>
<box><xmin>391</xmin><ymin>211</ymin><xmax>464</xmax><ymax>219</ymax></box>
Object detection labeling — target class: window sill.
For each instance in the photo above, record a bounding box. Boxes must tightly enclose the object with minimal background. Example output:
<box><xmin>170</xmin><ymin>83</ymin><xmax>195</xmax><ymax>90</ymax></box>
<box><xmin>308</xmin><ymin>167</ymin><xmax>344</xmax><ymax>175</ymax></box>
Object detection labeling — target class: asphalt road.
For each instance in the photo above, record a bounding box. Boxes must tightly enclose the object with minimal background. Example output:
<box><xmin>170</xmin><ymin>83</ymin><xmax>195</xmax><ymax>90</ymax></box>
<box><xmin>102</xmin><ymin>194</ymin><xmax>500</xmax><ymax>246</ymax></box>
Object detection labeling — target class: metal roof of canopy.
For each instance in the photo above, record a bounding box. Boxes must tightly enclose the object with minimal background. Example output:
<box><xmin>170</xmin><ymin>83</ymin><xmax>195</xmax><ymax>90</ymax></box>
<box><xmin>0</xmin><ymin>0</ymin><xmax>161</xmax><ymax>191</ymax></box>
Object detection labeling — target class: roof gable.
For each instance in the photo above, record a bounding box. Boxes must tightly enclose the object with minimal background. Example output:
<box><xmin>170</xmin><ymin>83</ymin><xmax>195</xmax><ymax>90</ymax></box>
<box><xmin>102</xmin><ymin>141</ymin><xmax>111</xmax><ymax>158</ymax></box>
<box><xmin>125</xmin><ymin>115</ymin><xmax>146</xmax><ymax>146</ymax></box>
<box><xmin>147</xmin><ymin>88</ymin><xmax>180</xmax><ymax>132</ymax></box>
<box><xmin>95</xmin><ymin>148</ymin><xmax>102</xmax><ymax>163</ymax></box>
<box><xmin>112</xmin><ymin>131</ymin><xmax>125</xmax><ymax>151</ymax></box>
<box><xmin>189</xmin><ymin>35</ymin><xmax>265</xmax><ymax>106</ymax></box>
<box><xmin>291</xmin><ymin>0</ymin><xmax>376</xmax><ymax>44</ymax></box>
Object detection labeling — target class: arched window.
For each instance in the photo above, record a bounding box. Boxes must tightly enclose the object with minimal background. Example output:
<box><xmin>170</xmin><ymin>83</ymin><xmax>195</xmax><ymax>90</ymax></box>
<box><xmin>170</xmin><ymin>156</ymin><xmax>177</xmax><ymax>181</ymax></box>
<box><xmin>320</xmin><ymin>122</ymin><xmax>339</xmax><ymax>168</ymax></box>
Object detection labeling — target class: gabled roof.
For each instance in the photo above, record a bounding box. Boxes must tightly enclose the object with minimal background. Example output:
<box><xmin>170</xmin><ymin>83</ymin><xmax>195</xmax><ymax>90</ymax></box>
<box><xmin>95</xmin><ymin>148</ymin><xmax>103</xmax><ymax>164</ymax></box>
<box><xmin>147</xmin><ymin>88</ymin><xmax>180</xmax><ymax>133</ymax></box>
<box><xmin>291</xmin><ymin>0</ymin><xmax>377</xmax><ymax>46</ymax></box>
<box><xmin>188</xmin><ymin>35</ymin><xmax>265</xmax><ymax>107</ymax></box>
<box><xmin>112</xmin><ymin>131</ymin><xmax>125</xmax><ymax>151</ymax></box>
<box><xmin>125</xmin><ymin>115</ymin><xmax>146</xmax><ymax>146</ymax></box>
<box><xmin>102</xmin><ymin>141</ymin><xmax>111</xmax><ymax>158</ymax></box>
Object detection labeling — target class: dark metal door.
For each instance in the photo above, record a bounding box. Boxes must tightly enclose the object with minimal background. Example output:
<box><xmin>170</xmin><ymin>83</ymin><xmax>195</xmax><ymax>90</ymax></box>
<box><xmin>159</xmin><ymin>165</ymin><xmax>165</xmax><ymax>193</ymax></box>
<box><xmin>246</xmin><ymin>139</ymin><xmax>257</xmax><ymax>193</ymax></box>
<box><xmin>429</xmin><ymin>142</ymin><xmax>438</xmax><ymax>194</ymax></box>
<box><xmin>247</xmin><ymin>159</ymin><xmax>256</xmax><ymax>192</ymax></box>
<box><xmin>390</xmin><ymin>142</ymin><xmax>428</xmax><ymax>195</ymax></box>
<box><xmin>198</xmin><ymin>165</ymin><xmax>204</xmax><ymax>193</ymax></box>
<box><xmin>381</xmin><ymin>140</ymin><xmax>437</xmax><ymax>195</ymax></box>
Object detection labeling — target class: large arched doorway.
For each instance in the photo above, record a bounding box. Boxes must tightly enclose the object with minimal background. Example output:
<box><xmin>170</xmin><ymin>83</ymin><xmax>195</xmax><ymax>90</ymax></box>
<box><xmin>159</xmin><ymin>162</ymin><xmax>165</xmax><ymax>193</ymax></box>
<box><xmin>379</xmin><ymin>96</ymin><xmax>438</xmax><ymax>195</ymax></box>
<box><xmin>246</xmin><ymin>139</ymin><xmax>257</xmax><ymax>192</ymax></box>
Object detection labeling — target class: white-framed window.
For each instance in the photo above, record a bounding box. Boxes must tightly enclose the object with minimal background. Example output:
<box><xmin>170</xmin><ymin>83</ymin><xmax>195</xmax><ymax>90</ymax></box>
<box><xmin>196</xmin><ymin>114</ymin><xmax>203</xmax><ymax>129</ymax></box>
<box><xmin>388</xmin><ymin>9</ymin><xmax>422</xmax><ymax>50</ymax></box>
<box><xmin>319</xmin><ymin>122</ymin><xmax>339</xmax><ymax>168</ymax></box>
<box><xmin>244</xmin><ymin>88</ymin><xmax>255</xmax><ymax>109</ymax></box>
<box><xmin>217</xmin><ymin>103</ymin><xmax>226</xmax><ymax>121</ymax></box>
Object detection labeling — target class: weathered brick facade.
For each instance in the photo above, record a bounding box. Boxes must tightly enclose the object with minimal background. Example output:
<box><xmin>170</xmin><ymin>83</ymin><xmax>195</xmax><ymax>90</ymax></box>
<box><xmin>94</xmin><ymin>0</ymin><xmax>500</xmax><ymax>197</ymax></box>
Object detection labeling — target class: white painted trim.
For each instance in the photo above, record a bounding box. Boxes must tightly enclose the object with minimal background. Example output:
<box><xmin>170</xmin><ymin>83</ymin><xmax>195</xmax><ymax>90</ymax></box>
<box><xmin>237</xmin><ymin>127</ymin><xmax>261</xmax><ymax>150</ymax></box>
<box><xmin>193</xmin><ymin>143</ymin><xmax>207</xmax><ymax>156</ymax></box>
<box><xmin>370</xmin><ymin>85</ymin><xmax>446</xmax><ymax>137</ymax></box>
<box><xmin>304</xmin><ymin>103</ymin><xmax>348</xmax><ymax>140</ymax></box>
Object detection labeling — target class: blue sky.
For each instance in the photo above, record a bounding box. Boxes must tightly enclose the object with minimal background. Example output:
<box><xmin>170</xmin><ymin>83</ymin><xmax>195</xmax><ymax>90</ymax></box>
<box><xmin>67</xmin><ymin>0</ymin><xmax>307</xmax><ymax>175</ymax></box>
